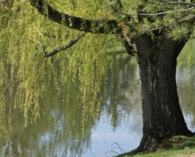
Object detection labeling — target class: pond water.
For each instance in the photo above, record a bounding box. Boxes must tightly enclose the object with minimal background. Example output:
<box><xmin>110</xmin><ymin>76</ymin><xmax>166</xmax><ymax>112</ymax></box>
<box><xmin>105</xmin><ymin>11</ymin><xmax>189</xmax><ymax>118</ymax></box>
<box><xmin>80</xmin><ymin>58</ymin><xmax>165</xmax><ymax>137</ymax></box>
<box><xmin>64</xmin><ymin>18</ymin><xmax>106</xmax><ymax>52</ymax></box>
<box><xmin>1</xmin><ymin>57</ymin><xmax>195</xmax><ymax>157</ymax></box>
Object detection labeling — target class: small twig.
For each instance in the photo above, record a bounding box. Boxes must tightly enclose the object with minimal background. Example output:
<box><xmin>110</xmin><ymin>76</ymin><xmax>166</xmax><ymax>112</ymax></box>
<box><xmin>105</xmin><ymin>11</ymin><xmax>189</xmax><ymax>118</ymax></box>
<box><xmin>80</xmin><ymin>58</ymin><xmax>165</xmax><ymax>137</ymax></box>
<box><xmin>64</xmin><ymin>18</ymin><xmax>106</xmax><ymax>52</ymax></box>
<box><xmin>0</xmin><ymin>26</ymin><xmax>45</xmax><ymax>54</ymax></box>
<box><xmin>104</xmin><ymin>142</ymin><xmax>126</xmax><ymax>157</ymax></box>
<box><xmin>118</xmin><ymin>6</ymin><xmax>195</xmax><ymax>17</ymax></box>
<box><xmin>2</xmin><ymin>68</ymin><xmax>17</xmax><ymax>93</ymax></box>
<box><xmin>112</xmin><ymin>142</ymin><xmax>125</xmax><ymax>154</ymax></box>
<box><xmin>3</xmin><ymin>79</ymin><xmax>11</xmax><ymax>93</ymax></box>
<box><xmin>150</xmin><ymin>14</ymin><xmax>195</xmax><ymax>32</ymax></box>
<box><xmin>26</xmin><ymin>38</ymin><xmax>45</xmax><ymax>55</ymax></box>
<box><xmin>160</xmin><ymin>0</ymin><xmax>195</xmax><ymax>7</ymax></box>
<box><xmin>89</xmin><ymin>149</ymin><xmax>97</xmax><ymax>157</ymax></box>
<box><xmin>104</xmin><ymin>150</ymin><xmax>119</xmax><ymax>157</ymax></box>
<box><xmin>40</xmin><ymin>32</ymin><xmax>86</xmax><ymax>57</ymax></box>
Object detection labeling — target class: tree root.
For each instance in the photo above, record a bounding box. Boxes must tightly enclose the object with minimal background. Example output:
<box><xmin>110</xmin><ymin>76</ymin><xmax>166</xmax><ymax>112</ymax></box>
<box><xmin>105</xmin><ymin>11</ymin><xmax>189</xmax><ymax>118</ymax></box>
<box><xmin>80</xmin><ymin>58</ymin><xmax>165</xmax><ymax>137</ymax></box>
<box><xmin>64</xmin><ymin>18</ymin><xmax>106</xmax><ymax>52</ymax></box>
<box><xmin>116</xmin><ymin>132</ymin><xmax>195</xmax><ymax>157</ymax></box>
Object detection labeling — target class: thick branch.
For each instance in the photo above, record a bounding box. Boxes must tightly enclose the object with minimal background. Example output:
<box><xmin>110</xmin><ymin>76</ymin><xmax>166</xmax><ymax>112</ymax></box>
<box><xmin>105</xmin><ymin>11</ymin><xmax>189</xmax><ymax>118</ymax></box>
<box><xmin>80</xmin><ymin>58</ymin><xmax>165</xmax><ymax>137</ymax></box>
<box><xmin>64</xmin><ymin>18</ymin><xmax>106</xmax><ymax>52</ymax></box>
<box><xmin>30</xmin><ymin>0</ymin><xmax>121</xmax><ymax>34</ymax></box>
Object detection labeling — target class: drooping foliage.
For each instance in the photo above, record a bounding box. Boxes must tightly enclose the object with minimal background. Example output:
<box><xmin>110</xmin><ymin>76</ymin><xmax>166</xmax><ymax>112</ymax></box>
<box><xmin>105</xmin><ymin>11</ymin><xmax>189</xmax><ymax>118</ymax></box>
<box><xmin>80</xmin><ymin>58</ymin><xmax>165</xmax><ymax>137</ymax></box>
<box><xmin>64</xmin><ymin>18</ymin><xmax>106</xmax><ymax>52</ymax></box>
<box><xmin>0</xmin><ymin>51</ymin><xmax>142</xmax><ymax>157</ymax></box>
<box><xmin>1</xmin><ymin>0</ymin><xmax>195</xmax><ymax>139</ymax></box>
<box><xmin>0</xmin><ymin>0</ymin><xmax>122</xmax><ymax>127</ymax></box>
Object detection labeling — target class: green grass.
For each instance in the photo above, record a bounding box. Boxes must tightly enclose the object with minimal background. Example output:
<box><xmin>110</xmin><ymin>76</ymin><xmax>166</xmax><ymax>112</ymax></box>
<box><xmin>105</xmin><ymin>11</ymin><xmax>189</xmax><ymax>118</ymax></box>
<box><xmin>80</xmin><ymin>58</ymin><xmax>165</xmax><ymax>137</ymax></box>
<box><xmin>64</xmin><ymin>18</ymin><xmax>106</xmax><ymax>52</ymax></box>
<box><xmin>123</xmin><ymin>136</ymin><xmax>195</xmax><ymax>157</ymax></box>
<box><xmin>130</xmin><ymin>149</ymin><xmax>195</xmax><ymax>157</ymax></box>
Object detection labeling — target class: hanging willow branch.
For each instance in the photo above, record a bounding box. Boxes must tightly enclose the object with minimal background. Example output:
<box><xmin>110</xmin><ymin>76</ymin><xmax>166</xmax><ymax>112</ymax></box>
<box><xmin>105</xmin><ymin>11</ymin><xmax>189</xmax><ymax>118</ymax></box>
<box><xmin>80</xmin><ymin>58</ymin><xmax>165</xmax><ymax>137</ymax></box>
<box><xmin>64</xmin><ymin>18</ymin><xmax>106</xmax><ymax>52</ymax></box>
<box><xmin>0</xmin><ymin>27</ymin><xmax>86</xmax><ymax>57</ymax></box>
<box><xmin>29</xmin><ymin>32</ymin><xmax>86</xmax><ymax>57</ymax></box>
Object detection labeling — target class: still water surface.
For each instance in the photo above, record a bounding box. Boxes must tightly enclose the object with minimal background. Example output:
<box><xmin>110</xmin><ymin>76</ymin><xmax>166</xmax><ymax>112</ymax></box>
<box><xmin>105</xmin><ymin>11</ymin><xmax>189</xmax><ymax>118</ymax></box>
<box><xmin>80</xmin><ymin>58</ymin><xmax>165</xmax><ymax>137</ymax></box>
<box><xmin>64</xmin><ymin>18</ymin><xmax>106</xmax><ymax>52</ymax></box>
<box><xmin>1</xmin><ymin>60</ymin><xmax>195</xmax><ymax>157</ymax></box>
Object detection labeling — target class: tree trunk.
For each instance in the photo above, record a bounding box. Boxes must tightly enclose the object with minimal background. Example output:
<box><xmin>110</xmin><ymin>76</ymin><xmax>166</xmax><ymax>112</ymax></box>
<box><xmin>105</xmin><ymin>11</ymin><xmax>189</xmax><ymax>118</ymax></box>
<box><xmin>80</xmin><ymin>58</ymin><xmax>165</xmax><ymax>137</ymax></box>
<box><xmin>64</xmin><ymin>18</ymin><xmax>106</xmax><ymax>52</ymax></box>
<box><xmin>134</xmin><ymin>32</ymin><xmax>193</xmax><ymax>152</ymax></box>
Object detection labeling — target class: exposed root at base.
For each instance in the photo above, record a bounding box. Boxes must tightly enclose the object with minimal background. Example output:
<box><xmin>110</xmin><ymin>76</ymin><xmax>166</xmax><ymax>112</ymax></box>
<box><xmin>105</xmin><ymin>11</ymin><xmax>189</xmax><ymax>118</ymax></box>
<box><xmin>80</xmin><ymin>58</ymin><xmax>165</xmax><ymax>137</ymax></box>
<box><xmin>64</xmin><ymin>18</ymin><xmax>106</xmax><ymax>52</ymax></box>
<box><xmin>116</xmin><ymin>132</ymin><xmax>195</xmax><ymax>157</ymax></box>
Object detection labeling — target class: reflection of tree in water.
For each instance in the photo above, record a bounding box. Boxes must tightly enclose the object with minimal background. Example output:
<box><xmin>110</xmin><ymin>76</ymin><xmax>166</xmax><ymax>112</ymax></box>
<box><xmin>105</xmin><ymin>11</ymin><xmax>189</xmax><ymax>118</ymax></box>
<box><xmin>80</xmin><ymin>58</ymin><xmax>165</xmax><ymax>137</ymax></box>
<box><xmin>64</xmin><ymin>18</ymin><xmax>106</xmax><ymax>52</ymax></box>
<box><xmin>104</xmin><ymin>63</ymin><xmax>195</xmax><ymax>137</ymax></box>
<box><xmin>176</xmin><ymin>65</ymin><xmax>195</xmax><ymax>87</ymax></box>
<box><xmin>177</xmin><ymin>65</ymin><xmax>195</xmax><ymax>129</ymax></box>
<box><xmin>0</xmin><ymin>53</ymin><xmax>140</xmax><ymax>157</ymax></box>
<box><xmin>0</xmin><ymin>82</ymin><xmax>97</xmax><ymax>157</ymax></box>
<box><xmin>103</xmin><ymin>54</ymin><xmax>142</xmax><ymax>131</ymax></box>
<box><xmin>1</xmin><ymin>54</ymin><xmax>195</xmax><ymax>157</ymax></box>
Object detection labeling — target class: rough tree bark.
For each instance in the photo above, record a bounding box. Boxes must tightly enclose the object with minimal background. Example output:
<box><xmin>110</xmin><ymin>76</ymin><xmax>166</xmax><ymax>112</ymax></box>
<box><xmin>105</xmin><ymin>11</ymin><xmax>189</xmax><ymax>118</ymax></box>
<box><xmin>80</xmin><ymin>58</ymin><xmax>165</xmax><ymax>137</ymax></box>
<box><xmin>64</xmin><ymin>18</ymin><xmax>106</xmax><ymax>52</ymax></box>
<box><xmin>133</xmin><ymin>30</ymin><xmax>193</xmax><ymax>152</ymax></box>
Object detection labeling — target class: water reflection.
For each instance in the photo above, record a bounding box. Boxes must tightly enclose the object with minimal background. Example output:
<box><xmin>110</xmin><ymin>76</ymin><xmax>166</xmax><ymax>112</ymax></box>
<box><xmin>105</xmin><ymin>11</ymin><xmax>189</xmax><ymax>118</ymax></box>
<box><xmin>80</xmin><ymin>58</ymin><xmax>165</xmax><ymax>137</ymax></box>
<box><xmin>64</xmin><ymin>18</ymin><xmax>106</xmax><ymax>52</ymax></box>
<box><xmin>177</xmin><ymin>65</ymin><xmax>195</xmax><ymax>131</ymax></box>
<box><xmin>1</xmin><ymin>57</ymin><xmax>195</xmax><ymax>157</ymax></box>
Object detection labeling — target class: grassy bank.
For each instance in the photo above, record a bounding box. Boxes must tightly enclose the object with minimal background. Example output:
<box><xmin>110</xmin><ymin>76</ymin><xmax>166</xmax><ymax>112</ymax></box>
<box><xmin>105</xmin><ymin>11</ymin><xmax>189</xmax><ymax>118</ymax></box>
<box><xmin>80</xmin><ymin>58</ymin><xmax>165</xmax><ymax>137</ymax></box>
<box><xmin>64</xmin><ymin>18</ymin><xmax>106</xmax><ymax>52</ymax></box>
<box><xmin>124</xmin><ymin>136</ymin><xmax>195</xmax><ymax>157</ymax></box>
<box><xmin>131</xmin><ymin>149</ymin><xmax>195</xmax><ymax>157</ymax></box>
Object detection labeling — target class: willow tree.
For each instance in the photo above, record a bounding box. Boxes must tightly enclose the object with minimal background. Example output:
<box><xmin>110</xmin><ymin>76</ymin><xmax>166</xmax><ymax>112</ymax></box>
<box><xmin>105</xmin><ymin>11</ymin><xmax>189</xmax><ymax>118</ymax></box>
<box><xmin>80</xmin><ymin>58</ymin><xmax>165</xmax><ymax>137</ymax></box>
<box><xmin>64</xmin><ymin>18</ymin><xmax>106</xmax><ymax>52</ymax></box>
<box><xmin>28</xmin><ymin>0</ymin><xmax>195</xmax><ymax>153</ymax></box>
<box><xmin>1</xmin><ymin>0</ymin><xmax>195</xmax><ymax>154</ymax></box>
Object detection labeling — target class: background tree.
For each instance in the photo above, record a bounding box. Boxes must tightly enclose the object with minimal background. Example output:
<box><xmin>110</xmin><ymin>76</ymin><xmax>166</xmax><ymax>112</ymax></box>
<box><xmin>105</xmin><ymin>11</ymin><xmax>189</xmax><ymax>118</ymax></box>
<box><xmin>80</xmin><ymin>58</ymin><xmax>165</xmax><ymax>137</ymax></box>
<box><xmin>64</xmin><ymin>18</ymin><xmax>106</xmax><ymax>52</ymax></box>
<box><xmin>1</xmin><ymin>0</ymin><xmax>195</xmax><ymax>155</ymax></box>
